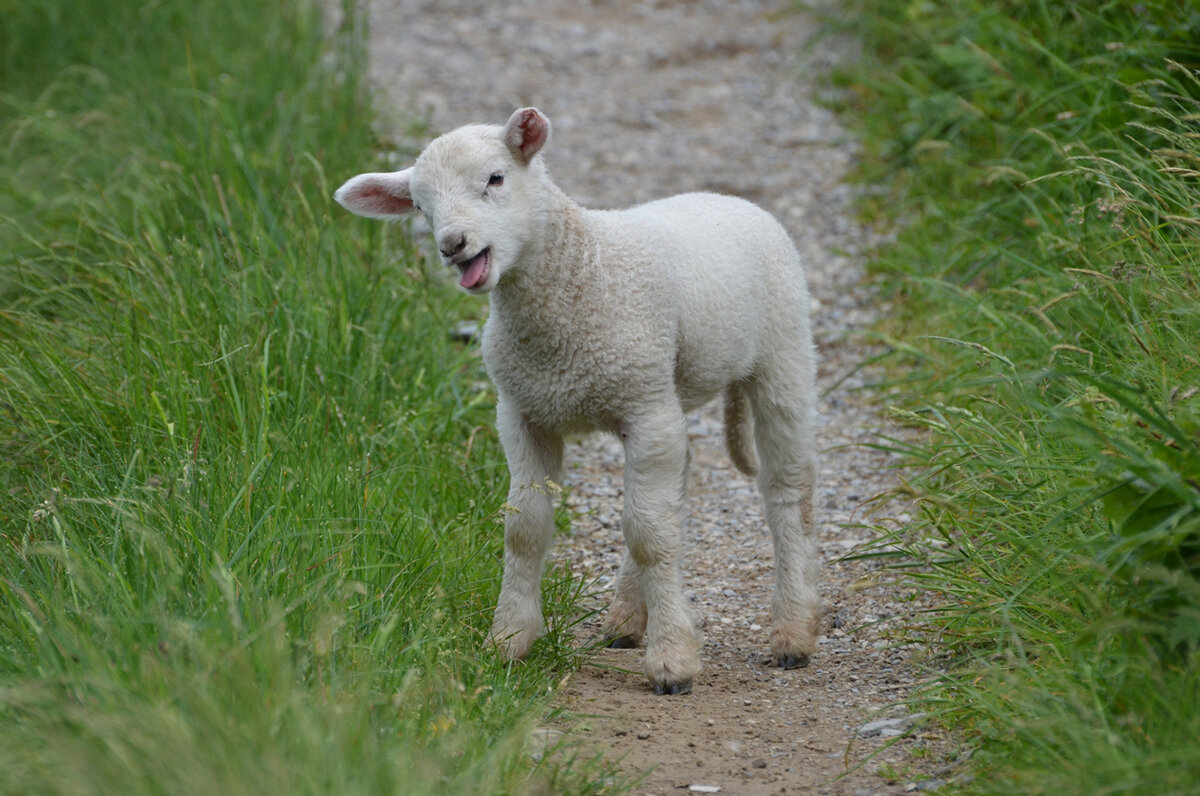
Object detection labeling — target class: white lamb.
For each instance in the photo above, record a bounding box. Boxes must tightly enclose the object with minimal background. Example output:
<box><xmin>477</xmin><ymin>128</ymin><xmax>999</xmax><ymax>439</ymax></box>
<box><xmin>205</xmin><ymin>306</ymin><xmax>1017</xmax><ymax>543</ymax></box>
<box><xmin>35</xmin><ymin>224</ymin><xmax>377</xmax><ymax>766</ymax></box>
<box><xmin>335</xmin><ymin>108</ymin><xmax>819</xmax><ymax>695</ymax></box>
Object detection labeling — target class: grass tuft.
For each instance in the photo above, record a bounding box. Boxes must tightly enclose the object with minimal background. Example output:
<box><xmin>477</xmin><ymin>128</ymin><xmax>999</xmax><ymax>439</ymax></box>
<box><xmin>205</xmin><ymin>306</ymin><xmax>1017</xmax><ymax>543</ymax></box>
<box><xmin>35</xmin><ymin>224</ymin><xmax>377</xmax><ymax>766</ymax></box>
<box><xmin>829</xmin><ymin>1</ymin><xmax>1200</xmax><ymax>792</ymax></box>
<box><xmin>0</xmin><ymin>1</ymin><xmax>611</xmax><ymax>792</ymax></box>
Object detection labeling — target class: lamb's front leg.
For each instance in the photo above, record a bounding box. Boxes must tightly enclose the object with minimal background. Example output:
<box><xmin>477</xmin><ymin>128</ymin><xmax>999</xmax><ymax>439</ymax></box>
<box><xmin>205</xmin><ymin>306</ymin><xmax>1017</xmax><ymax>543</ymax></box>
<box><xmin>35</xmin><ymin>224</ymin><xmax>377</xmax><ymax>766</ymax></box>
<box><xmin>488</xmin><ymin>399</ymin><xmax>563</xmax><ymax>660</ymax></box>
<box><xmin>620</xmin><ymin>409</ymin><xmax>700</xmax><ymax>694</ymax></box>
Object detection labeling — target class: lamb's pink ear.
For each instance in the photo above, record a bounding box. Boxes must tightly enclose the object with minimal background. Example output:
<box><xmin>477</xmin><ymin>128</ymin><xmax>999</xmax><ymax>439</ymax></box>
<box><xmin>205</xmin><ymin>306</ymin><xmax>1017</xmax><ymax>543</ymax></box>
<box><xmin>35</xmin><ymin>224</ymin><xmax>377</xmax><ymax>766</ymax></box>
<box><xmin>333</xmin><ymin>169</ymin><xmax>415</xmax><ymax>219</ymax></box>
<box><xmin>503</xmin><ymin>108</ymin><xmax>551</xmax><ymax>163</ymax></box>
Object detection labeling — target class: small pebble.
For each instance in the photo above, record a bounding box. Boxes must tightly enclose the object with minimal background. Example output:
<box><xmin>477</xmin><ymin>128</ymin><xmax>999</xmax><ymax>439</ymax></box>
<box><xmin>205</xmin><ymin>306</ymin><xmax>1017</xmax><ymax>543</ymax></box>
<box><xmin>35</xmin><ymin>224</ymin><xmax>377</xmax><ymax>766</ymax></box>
<box><xmin>859</xmin><ymin>714</ymin><xmax>927</xmax><ymax>737</ymax></box>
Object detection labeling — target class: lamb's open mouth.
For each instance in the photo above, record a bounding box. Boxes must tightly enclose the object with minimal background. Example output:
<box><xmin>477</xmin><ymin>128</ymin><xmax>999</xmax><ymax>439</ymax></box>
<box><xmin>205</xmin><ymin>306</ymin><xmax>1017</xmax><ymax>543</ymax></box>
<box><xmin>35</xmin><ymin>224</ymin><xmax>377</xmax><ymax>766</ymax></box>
<box><xmin>456</xmin><ymin>247</ymin><xmax>491</xmax><ymax>289</ymax></box>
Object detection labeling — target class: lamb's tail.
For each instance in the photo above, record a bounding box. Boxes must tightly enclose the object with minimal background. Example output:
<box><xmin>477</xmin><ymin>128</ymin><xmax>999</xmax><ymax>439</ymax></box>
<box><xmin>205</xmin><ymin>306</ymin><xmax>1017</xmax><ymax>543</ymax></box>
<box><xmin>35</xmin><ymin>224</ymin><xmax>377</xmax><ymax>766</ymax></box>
<box><xmin>724</xmin><ymin>382</ymin><xmax>759</xmax><ymax>478</ymax></box>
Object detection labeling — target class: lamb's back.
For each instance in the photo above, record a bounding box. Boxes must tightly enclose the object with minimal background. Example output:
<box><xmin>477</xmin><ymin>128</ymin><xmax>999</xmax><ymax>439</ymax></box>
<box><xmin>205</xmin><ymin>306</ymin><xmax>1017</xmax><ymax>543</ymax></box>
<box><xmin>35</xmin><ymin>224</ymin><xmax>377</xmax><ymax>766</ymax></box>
<box><xmin>592</xmin><ymin>193</ymin><xmax>807</xmax><ymax>408</ymax></box>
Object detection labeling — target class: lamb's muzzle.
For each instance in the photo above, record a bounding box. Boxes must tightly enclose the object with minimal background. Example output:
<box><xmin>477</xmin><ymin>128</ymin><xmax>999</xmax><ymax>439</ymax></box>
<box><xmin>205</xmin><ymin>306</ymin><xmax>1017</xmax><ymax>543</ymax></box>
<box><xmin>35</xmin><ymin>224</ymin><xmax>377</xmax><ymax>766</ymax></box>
<box><xmin>438</xmin><ymin>230</ymin><xmax>467</xmax><ymax>258</ymax></box>
<box><xmin>334</xmin><ymin>107</ymin><xmax>819</xmax><ymax>696</ymax></box>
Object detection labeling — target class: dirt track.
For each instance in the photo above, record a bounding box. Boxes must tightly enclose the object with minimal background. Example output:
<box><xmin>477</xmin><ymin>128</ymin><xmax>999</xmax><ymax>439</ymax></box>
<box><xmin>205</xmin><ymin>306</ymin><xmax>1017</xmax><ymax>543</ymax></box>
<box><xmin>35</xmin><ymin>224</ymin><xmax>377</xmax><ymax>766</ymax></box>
<box><xmin>356</xmin><ymin>1</ymin><xmax>948</xmax><ymax>793</ymax></box>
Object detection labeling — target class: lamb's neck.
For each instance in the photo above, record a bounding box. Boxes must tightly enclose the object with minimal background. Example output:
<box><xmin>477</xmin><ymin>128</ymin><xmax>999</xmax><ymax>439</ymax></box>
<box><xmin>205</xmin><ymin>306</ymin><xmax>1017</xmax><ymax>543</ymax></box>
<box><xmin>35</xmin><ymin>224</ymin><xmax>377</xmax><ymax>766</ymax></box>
<box><xmin>494</xmin><ymin>182</ymin><xmax>597</xmax><ymax>317</ymax></box>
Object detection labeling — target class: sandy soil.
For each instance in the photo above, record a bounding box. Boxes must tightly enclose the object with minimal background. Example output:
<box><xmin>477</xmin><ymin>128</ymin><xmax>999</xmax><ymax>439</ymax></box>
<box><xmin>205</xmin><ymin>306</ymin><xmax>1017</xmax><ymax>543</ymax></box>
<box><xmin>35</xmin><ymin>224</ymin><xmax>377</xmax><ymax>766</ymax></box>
<box><xmin>353</xmin><ymin>1</ymin><xmax>953</xmax><ymax>793</ymax></box>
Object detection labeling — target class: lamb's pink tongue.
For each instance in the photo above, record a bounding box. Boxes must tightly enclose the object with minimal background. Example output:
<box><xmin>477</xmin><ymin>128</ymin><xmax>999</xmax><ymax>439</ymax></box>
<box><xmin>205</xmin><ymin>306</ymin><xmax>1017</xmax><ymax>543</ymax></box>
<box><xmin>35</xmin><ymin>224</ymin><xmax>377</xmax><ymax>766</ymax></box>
<box><xmin>459</xmin><ymin>251</ymin><xmax>489</xmax><ymax>288</ymax></box>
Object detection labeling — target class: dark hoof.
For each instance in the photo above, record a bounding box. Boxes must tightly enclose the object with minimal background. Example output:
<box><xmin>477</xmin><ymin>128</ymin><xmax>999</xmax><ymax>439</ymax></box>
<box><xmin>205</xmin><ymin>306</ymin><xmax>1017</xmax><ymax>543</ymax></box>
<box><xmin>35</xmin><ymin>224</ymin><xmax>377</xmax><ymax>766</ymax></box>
<box><xmin>652</xmin><ymin>679</ymin><xmax>693</xmax><ymax>696</ymax></box>
<box><xmin>777</xmin><ymin>653</ymin><xmax>811</xmax><ymax>670</ymax></box>
<box><xmin>606</xmin><ymin>635</ymin><xmax>640</xmax><ymax>649</ymax></box>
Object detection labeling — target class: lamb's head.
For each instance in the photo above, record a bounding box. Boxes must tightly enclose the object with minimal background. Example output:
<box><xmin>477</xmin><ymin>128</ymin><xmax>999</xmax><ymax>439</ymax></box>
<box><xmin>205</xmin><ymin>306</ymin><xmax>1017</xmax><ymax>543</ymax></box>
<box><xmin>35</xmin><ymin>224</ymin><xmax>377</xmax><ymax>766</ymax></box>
<box><xmin>334</xmin><ymin>107</ymin><xmax>552</xmax><ymax>295</ymax></box>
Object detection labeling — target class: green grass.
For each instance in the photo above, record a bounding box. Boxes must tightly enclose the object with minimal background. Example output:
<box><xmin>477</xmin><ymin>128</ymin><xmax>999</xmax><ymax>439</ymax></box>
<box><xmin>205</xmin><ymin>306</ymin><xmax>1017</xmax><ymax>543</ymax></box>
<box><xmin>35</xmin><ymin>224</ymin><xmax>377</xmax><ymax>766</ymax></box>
<box><xmin>828</xmin><ymin>1</ymin><xmax>1200</xmax><ymax>793</ymax></box>
<box><xmin>0</xmin><ymin>1</ymin><xmax>613</xmax><ymax>793</ymax></box>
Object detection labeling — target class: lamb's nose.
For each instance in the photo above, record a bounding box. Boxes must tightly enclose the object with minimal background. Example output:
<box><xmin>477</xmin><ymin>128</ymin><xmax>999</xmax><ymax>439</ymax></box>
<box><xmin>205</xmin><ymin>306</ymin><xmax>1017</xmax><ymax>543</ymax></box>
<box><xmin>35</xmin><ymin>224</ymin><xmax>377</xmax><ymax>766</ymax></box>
<box><xmin>438</xmin><ymin>232</ymin><xmax>467</xmax><ymax>259</ymax></box>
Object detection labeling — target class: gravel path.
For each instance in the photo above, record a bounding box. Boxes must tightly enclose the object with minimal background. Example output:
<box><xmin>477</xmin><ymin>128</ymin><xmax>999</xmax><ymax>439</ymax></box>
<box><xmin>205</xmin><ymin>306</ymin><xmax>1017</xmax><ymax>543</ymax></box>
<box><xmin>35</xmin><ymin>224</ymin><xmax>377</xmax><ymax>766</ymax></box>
<box><xmin>356</xmin><ymin>1</ymin><xmax>946</xmax><ymax>793</ymax></box>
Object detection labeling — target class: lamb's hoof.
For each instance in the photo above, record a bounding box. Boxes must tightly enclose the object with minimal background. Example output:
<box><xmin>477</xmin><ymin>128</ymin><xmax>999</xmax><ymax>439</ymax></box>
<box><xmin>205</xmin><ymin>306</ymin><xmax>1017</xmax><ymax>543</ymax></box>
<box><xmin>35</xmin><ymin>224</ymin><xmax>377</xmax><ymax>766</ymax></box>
<box><xmin>487</xmin><ymin>617</ymin><xmax>540</xmax><ymax>661</ymax></box>
<box><xmin>770</xmin><ymin>621</ymin><xmax>817</xmax><ymax>671</ymax></box>
<box><xmin>606</xmin><ymin>635</ymin><xmax>640</xmax><ymax>649</ymax></box>
<box><xmin>776</xmin><ymin>652</ymin><xmax>811</xmax><ymax>670</ymax></box>
<box><xmin>651</xmin><ymin>678</ymin><xmax>693</xmax><ymax>696</ymax></box>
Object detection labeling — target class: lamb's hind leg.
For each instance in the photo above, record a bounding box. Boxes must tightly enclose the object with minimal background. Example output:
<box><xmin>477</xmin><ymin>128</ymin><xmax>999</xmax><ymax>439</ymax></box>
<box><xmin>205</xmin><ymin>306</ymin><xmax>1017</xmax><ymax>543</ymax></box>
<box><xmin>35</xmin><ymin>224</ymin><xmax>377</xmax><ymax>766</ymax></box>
<box><xmin>751</xmin><ymin>379</ymin><xmax>820</xmax><ymax>669</ymax></box>
<box><xmin>603</xmin><ymin>551</ymin><xmax>647</xmax><ymax>648</ymax></box>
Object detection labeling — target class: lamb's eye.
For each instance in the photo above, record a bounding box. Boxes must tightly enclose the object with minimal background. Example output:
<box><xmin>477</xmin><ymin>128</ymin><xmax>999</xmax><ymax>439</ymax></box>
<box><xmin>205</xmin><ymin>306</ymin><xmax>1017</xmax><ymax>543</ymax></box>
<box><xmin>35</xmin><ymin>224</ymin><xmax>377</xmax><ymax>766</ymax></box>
<box><xmin>488</xmin><ymin>173</ymin><xmax>504</xmax><ymax>187</ymax></box>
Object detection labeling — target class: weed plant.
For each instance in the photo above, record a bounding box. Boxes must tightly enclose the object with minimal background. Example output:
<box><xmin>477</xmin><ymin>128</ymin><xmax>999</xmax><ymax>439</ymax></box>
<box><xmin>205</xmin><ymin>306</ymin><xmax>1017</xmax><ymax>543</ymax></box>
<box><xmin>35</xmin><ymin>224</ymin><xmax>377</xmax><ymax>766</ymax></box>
<box><xmin>830</xmin><ymin>1</ymin><xmax>1200</xmax><ymax>793</ymax></box>
<box><xmin>0</xmin><ymin>1</ymin><xmax>610</xmax><ymax>793</ymax></box>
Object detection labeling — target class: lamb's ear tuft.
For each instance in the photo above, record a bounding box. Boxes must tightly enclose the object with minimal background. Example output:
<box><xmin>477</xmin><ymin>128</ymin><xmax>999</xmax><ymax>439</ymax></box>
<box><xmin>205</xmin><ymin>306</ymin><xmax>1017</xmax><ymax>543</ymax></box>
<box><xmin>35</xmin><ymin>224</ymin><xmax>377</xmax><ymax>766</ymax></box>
<box><xmin>334</xmin><ymin>170</ymin><xmax>415</xmax><ymax>219</ymax></box>
<box><xmin>503</xmin><ymin>108</ymin><xmax>551</xmax><ymax>163</ymax></box>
